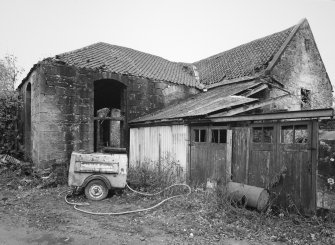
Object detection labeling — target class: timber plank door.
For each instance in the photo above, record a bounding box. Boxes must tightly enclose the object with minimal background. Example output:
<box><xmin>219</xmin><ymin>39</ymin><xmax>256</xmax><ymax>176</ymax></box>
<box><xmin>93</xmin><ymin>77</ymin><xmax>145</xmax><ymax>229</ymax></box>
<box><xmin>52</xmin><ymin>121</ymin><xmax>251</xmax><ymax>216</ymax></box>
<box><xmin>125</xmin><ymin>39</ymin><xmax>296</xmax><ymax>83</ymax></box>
<box><xmin>190</xmin><ymin>126</ymin><xmax>228</xmax><ymax>185</ymax></box>
<box><xmin>248</xmin><ymin>125</ymin><xmax>278</xmax><ymax>188</ymax></box>
<box><xmin>277</xmin><ymin>122</ymin><xmax>315</xmax><ymax>213</ymax></box>
<box><xmin>247</xmin><ymin>121</ymin><xmax>316</xmax><ymax>213</ymax></box>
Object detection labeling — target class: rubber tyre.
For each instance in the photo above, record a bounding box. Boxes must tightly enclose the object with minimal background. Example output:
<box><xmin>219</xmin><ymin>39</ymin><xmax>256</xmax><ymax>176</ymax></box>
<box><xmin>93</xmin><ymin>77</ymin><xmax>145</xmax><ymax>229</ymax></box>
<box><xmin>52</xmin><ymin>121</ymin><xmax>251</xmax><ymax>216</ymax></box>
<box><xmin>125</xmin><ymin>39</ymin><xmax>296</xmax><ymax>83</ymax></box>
<box><xmin>84</xmin><ymin>180</ymin><xmax>108</xmax><ymax>201</ymax></box>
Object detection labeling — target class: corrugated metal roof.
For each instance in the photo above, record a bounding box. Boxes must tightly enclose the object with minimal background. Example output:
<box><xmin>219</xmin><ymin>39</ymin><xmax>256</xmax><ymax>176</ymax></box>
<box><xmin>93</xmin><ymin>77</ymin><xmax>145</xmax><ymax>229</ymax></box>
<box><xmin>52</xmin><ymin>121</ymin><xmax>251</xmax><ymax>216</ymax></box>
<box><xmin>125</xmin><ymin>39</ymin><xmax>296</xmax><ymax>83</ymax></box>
<box><xmin>131</xmin><ymin>80</ymin><xmax>260</xmax><ymax>123</ymax></box>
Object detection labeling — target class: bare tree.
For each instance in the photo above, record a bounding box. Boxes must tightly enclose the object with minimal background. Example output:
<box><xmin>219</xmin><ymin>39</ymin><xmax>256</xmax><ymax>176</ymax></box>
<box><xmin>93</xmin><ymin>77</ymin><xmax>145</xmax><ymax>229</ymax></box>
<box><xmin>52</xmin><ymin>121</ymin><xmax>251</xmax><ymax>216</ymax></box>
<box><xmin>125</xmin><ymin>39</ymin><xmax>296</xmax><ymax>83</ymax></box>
<box><xmin>0</xmin><ymin>55</ymin><xmax>24</xmax><ymax>91</ymax></box>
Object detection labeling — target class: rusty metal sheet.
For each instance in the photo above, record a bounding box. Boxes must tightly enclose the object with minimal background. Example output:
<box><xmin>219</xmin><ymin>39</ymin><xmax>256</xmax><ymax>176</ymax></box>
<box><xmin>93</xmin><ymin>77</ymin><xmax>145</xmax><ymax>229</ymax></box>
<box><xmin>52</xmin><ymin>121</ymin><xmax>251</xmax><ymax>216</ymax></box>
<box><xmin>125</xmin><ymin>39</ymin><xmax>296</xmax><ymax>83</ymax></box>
<box><xmin>131</xmin><ymin>80</ymin><xmax>260</xmax><ymax>123</ymax></box>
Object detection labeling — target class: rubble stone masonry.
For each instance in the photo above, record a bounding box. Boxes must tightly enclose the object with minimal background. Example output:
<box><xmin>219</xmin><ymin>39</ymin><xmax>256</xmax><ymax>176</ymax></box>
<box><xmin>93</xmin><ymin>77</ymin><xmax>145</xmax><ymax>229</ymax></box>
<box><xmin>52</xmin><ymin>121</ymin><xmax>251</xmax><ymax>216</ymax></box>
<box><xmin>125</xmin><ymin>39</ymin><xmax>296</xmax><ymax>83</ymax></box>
<box><xmin>20</xmin><ymin>62</ymin><xmax>198</xmax><ymax>169</ymax></box>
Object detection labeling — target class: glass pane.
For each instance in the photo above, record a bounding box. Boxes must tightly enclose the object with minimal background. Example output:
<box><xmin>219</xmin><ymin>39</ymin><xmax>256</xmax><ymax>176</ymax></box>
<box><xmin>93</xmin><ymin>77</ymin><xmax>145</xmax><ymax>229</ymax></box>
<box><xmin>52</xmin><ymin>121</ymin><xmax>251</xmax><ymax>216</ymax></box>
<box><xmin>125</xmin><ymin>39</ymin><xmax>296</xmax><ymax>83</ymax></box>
<box><xmin>253</xmin><ymin>127</ymin><xmax>262</xmax><ymax>143</ymax></box>
<box><xmin>212</xmin><ymin>130</ymin><xmax>218</xmax><ymax>143</ymax></box>
<box><xmin>281</xmin><ymin>126</ymin><xmax>294</xmax><ymax>143</ymax></box>
<box><xmin>295</xmin><ymin>125</ymin><xmax>308</xmax><ymax>144</ymax></box>
<box><xmin>219</xmin><ymin>129</ymin><xmax>227</xmax><ymax>143</ymax></box>
<box><xmin>194</xmin><ymin>129</ymin><xmax>199</xmax><ymax>142</ymax></box>
<box><xmin>200</xmin><ymin>130</ymin><xmax>206</xmax><ymax>142</ymax></box>
<box><xmin>263</xmin><ymin>127</ymin><xmax>273</xmax><ymax>143</ymax></box>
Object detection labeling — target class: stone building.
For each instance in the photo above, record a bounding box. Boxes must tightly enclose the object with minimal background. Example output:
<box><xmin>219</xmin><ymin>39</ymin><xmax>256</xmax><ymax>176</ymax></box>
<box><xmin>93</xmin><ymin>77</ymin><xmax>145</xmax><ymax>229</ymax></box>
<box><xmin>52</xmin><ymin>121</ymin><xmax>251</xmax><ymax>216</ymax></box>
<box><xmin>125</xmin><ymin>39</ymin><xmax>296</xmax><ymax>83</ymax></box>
<box><xmin>19</xmin><ymin>18</ymin><xmax>333</xmax><ymax>201</ymax></box>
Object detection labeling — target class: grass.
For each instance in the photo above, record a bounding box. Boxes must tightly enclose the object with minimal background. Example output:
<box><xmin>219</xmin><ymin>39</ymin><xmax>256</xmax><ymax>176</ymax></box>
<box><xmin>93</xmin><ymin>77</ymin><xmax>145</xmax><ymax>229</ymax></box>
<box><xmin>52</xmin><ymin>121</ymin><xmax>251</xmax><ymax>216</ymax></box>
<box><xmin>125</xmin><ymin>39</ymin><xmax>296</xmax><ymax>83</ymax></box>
<box><xmin>126</xmin><ymin>159</ymin><xmax>335</xmax><ymax>244</ymax></box>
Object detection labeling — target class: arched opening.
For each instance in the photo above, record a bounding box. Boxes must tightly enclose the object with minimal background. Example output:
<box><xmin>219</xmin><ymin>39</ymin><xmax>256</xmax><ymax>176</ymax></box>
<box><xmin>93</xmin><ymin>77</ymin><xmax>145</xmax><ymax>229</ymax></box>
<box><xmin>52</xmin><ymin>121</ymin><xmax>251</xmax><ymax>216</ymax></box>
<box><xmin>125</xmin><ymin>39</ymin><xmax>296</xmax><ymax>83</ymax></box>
<box><xmin>94</xmin><ymin>80</ymin><xmax>126</xmax><ymax>152</ymax></box>
<box><xmin>25</xmin><ymin>83</ymin><xmax>32</xmax><ymax>155</ymax></box>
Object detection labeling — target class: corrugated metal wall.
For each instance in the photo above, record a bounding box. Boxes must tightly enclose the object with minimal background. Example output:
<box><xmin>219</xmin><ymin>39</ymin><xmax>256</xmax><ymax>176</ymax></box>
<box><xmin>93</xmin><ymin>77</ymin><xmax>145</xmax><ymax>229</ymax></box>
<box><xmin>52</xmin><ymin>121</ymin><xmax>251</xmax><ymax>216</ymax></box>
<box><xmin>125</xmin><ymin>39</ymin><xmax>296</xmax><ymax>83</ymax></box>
<box><xmin>129</xmin><ymin>125</ymin><xmax>189</xmax><ymax>176</ymax></box>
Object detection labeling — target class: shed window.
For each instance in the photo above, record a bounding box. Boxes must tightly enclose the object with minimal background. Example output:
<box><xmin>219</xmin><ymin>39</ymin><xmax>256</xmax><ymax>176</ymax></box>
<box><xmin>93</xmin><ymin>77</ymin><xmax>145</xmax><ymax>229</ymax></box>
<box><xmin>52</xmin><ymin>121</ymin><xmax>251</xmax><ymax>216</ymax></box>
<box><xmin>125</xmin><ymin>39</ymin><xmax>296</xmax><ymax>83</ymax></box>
<box><xmin>194</xmin><ymin>129</ymin><xmax>207</xmax><ymax>142</ymax></box>
<box><xmin>211</xmin><ymin>129</ymin><xmax>227</xmax><ymax>143</ymax></box>
<box><xmin>252</xmin><ymin>126</ymin><xmax>273</xmax><ymax>143</ymax></box>
<box><xmin>281</xmin><ymin>125</ymin><xmax>308</xmax><ymax>144</ymax></box>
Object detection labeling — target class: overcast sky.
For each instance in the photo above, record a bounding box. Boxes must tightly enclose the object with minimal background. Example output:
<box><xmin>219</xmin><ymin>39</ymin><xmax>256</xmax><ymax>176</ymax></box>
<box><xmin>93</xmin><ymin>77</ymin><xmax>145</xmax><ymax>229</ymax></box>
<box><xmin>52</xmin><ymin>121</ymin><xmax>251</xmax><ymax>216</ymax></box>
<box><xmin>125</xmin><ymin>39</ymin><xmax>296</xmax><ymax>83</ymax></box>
<box><xmin>1</xmin><ymin>0</ymin><xmax>334</xmax><ymax>87</ymax></box>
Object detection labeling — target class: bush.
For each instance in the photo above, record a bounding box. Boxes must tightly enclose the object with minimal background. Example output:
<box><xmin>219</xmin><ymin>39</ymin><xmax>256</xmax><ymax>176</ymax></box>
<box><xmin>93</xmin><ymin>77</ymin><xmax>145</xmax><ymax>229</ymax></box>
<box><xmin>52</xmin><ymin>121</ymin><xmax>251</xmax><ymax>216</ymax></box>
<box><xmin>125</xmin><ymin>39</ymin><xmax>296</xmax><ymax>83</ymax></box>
<box><xmin>0</xmin><ymin>90</ymin><xmax>22</xmax><ymax>157</ymax></box>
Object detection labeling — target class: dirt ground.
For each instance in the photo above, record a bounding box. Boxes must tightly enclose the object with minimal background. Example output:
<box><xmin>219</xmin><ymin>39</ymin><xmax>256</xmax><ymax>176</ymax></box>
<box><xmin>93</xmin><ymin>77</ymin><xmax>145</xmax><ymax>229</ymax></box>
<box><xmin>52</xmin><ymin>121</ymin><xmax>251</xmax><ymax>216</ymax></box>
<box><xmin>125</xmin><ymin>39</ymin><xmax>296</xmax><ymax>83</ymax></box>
<box><xmin>0</xmin><ymin>184</ymin><xmax>335</xmax><ymax>245</ymax></box>
<box><xmin>0</xmin><ymin>186</ymin><xmax>251</xmax><ymax>245</ymax></box>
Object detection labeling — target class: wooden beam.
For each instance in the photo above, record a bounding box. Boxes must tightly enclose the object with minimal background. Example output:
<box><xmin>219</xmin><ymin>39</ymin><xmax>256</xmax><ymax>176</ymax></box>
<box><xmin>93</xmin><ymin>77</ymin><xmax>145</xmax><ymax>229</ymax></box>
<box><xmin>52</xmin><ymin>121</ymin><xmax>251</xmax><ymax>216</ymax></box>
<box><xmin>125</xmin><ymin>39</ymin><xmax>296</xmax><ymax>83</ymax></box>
<box><xmin>94</xmin><ymin>116</ymin><xmax>125</xmax><ymax>121</ymax></box>
<box><xmin>240</xmin><ymin>84</ymin><xmax>268</xmax><ymax>97</ymax></box>
<box><xmin>210</xmin><ymin>108</ymin><xmax>334</xmax><ymax>123</ymax></box>
<box><xmin>226</xmin><ymin>130</ymin><xmax>232</xmax><ymax>182</ymax></box>
<box><xmin>209</xmin><ymin>95</ymin><xmax>289</xmax><ymax>118</ymax></box>
<box><xmin>206</xmin><ymin>75</ymin><xmax>257</xmax><ymax>89</ymax></box>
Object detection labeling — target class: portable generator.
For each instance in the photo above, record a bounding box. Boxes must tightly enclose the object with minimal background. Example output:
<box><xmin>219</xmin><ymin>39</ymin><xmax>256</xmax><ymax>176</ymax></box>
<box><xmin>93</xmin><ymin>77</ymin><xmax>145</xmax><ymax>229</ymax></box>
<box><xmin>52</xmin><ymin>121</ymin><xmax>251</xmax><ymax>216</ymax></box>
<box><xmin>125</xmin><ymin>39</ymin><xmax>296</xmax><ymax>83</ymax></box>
<box><xmin>68</xmin><ymin>149</ymin><xmax>127</xmax><ymax>201</ymax></box>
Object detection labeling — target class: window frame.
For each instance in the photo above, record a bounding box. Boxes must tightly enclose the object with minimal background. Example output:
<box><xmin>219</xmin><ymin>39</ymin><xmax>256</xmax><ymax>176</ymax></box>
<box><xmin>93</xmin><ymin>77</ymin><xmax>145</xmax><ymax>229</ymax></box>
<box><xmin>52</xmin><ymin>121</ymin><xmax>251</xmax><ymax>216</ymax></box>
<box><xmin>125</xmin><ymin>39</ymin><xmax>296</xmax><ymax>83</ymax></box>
<box><xmin>193</xmin><ymin>127</ymin><xmax>208</xmax><ymax>143</ymax></box>
<box><xmin>210</xmin><ymin>128</ymin><xmax>228</xmax><ymax>144</ymax></box>
<box><xmin>252</xmin><ymin>125</ymin><xmax>274</xmax><ymax>144</ymax></box>
<box><xmin>280</xmin><ymin>124</ymin><xmax>309</xmax><ymax>144</ymax></box>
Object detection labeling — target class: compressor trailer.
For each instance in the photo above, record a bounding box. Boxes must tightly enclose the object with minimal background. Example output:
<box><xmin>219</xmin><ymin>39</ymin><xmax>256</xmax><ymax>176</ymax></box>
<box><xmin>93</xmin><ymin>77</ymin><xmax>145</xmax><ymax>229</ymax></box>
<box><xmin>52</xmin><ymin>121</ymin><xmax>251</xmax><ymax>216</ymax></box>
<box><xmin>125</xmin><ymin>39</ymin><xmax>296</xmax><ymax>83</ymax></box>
<box><xmin>68</xmin><ymin>150</ymin><xmax>127</xmax><ymax>201</ymax></box>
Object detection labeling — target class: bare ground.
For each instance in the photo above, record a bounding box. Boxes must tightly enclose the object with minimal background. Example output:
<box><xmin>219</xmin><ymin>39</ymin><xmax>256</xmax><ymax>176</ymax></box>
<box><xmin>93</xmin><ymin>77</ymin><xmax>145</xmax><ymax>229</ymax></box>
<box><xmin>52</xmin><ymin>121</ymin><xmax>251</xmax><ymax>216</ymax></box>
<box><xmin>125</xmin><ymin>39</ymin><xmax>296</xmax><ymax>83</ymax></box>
<box><xmin>1</xmin><ymin>184</ymin><xmax>335</xmax><ymax>245</ymax></box>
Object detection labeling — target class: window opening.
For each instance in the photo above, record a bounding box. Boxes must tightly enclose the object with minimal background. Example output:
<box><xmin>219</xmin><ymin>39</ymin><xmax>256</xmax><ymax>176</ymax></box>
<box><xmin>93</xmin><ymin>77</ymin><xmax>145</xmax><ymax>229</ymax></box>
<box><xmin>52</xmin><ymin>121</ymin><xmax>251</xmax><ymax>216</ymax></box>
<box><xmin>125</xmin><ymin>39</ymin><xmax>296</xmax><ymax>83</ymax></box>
<box><xmin>294</xmin><ymin>125</ymin><xmax>308</xmax><ymax>143</ymax></box>
<box><xmin>94</xmin><ymin>80</ymin><xmax>125</xmax><ymax>152</ymax></box>
<box><xmin>301</xmin><ymin>88</ymin><xmax>311</xmax><ymax>109</ymax></box>
<box><xmin>211</xmin><ymin>129</ymin><xmax>227</xmax><ymax>143</ymax></box>
<box><xmin>194</xmin><ymin>129</ymin><xmax>207</xmax><ymax>142</ymax></box>
<box><xmin>263</xmin><ymin>127</ymin><xmax>273</xmax><ymax>143</ymax></box>
<box><xmin>252</xmin><ymin>127</ymin><xmax>263</xmax><ymax>143</ymax></box>
<box><xmin>252</xmin><ymin>126</ymin><xmax>273</xmax><ymax>143</ymax></box>
<box><xmin>194</xmin><ymin>129</ymin><xmax>200</xmax><ymax>142</ymax></box>
<box><xmin>281</xmin><ymin>125</ymin><xmax>308</xmax><ymax>144</ymax></box>
<box><xmin>281</xmin><ymin>126</ymin><xmax>293</xmax><ymax>143</ymax></box>
<box><xmin>200</xmin><ymin>130</ymin><xmax>206</xmax><ymax>142</ymax></box>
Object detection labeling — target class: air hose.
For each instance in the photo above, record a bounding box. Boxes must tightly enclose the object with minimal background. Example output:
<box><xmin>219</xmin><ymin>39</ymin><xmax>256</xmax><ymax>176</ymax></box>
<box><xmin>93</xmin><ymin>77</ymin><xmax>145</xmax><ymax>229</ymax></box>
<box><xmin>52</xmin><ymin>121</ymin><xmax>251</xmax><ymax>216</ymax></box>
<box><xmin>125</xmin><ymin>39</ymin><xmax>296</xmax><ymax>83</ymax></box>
<box><xmin>64</xmin><ymin>183</ymin><xmax>191</xmax><ymax>215</ymax></box>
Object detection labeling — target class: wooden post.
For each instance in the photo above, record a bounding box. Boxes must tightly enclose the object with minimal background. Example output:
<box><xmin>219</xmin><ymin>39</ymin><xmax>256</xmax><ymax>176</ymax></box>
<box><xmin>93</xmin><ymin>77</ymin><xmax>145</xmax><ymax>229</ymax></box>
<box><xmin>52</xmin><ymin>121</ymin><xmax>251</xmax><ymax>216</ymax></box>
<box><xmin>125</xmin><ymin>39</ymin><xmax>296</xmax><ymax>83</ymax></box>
<box><xmin>226</xmin><ymin>130</ymin><xmax>232</xmax><ymax>183</ymax></box>
<box><xmin>96</xmin><ymin>121</ymin><xmax>101</xmax><ymax>152</ymax></box>
<box><xmin>245</xmin><ymin>128</ymin><xmax>251</xmax><ymax>184</ymax></box>
<box><xmin>110</xmin><ymin>109</ymin><xmax>121</xmax><ymax>147</ymax></box>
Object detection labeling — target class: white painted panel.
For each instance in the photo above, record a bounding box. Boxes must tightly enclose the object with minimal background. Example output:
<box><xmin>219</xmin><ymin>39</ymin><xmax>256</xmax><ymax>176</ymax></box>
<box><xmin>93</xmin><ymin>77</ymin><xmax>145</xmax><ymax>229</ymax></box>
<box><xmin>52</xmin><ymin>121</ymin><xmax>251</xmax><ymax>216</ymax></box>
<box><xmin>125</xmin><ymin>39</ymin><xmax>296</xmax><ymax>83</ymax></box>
<box><xmin>129</xmin><ymin>125</ymin><xmax>189</xmax><ymax>177</ymax></box>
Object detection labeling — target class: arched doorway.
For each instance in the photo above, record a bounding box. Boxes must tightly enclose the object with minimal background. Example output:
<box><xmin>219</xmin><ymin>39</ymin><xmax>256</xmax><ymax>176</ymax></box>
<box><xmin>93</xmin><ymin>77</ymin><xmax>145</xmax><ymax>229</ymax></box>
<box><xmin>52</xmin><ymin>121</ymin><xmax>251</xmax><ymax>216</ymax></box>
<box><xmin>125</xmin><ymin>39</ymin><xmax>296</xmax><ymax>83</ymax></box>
<box><xmin>25</xmin><ymin>83</ymin><xmax>32</xmax><ymax>155</ymax></box>
<box><xmin>94</xmin><ymin>79</ymin><xmax>126</xmax><ymax>152</ymax></box>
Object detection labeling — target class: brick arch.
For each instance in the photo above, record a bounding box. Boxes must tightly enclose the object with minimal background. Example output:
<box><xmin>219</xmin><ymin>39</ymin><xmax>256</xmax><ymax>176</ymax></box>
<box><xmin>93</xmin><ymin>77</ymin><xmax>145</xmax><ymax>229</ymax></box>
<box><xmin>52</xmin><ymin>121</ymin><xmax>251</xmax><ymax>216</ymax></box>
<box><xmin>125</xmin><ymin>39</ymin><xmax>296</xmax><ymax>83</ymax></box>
<box><xmin>94</xmin><ymin>72</ymin><xmax>129</xmax><ymax>87</ymax></box>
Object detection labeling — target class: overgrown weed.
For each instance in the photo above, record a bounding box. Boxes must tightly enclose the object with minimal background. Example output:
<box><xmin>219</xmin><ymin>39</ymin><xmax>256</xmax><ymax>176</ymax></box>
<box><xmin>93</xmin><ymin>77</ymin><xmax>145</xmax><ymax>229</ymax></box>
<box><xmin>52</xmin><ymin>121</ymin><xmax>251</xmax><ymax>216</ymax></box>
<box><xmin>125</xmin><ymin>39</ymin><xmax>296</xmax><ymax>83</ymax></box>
<box><xmin>127</xmin><ymin>158</ymin><xmax>184</xmax><ymax>193</ymax></box>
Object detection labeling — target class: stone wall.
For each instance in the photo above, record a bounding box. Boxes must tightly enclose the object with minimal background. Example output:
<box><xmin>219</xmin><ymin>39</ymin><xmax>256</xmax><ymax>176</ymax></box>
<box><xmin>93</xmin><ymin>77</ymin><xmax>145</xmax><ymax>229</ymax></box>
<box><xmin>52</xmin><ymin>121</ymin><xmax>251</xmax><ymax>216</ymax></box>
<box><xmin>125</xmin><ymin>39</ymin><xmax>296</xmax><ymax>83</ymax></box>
<box><xmin>269</xmin><ymin>21</ymin><xmax>333</xmax><ymax>111</ymax></box>
<box><xmin>20</xmin><ymin>60</ymin><xmax>199</xmax><ymax>169</ymax></box>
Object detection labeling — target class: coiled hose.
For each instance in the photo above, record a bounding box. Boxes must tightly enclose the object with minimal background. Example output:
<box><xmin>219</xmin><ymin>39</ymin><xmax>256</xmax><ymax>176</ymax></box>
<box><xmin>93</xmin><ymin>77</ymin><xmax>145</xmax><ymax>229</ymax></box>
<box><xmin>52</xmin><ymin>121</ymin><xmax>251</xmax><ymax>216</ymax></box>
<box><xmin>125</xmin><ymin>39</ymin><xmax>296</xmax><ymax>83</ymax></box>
<box><xmin>64</xmin><ymin>183</ymin><xmax>191</xmax><ymax>215</ymax></box>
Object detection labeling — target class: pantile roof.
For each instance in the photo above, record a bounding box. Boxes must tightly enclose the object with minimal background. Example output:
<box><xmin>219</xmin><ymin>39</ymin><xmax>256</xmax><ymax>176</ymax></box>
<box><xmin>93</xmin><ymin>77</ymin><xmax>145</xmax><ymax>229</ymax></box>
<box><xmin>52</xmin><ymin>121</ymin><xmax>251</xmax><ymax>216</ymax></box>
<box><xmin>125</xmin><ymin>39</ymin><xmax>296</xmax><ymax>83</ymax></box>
<box><xmin>55</xmin><ymin>42</ymin><xmax>203</xmax><ymax>88</ymax></box>
<box><xmin>20</xmin><ymin>20</ymin><xmax>302</xmax><ymax>90</ymax></box>
<box><xmin>193</xmin><ymin>26</ymin><xmax>295</xmax><ymax>85</ymax></box>
<box><xmin>51</xmin><ymin>22</ymin><xmax>299</xmax><ymax>89</ymax></box>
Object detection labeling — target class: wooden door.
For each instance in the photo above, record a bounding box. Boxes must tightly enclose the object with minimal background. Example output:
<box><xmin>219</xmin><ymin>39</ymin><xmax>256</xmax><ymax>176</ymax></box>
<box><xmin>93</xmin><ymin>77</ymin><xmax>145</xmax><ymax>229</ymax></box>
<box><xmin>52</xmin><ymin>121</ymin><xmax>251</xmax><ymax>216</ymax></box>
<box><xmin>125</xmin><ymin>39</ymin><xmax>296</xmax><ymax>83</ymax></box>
<box><xmin>277</xmin><ymin>122</ymin><xmax>314</xmax><ymax>212</ymax></box>
<box><xmin>248</xmin><ymin>125</ymin><xmax>278</xmax><ymax>188</ymax></box>
<box><xmin>231</xmin><ymin>127</ymin><xmax>250</xmax><ymax>183</ymax></box>
<box><xmin>190</xmin><ymin>126</ymin><xmax>228</xmax><ymax>185</ymax></box>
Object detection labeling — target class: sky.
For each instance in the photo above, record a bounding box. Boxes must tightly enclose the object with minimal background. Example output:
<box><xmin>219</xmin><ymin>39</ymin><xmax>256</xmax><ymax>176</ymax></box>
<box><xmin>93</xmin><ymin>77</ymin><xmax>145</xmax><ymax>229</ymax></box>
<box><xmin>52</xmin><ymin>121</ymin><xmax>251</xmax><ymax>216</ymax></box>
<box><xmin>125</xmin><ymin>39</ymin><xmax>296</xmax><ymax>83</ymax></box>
<box><xmin>0</xmin><ymin>0</ymin><xmax>335</xmax><ymax>87</ymax></box>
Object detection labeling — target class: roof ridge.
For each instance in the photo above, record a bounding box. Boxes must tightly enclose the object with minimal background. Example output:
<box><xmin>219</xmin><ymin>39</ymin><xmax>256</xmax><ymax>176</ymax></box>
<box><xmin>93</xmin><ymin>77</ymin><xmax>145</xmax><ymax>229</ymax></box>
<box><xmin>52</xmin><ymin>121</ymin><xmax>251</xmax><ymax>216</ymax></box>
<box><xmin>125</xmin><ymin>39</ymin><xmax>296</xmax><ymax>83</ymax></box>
<box><xmin>56</xmin><ymin>41</ymin><xmax>190</xmax><ymax>65</ymax></box>
<box><xmin>193</xmin><ymin>24</ymin><xmax>297</xmax><ymax>64</ymax></box>
<box><xmin>56</xmin><ymin>42</ymin><xmax>105</xmax><ymax>57</ymax></box>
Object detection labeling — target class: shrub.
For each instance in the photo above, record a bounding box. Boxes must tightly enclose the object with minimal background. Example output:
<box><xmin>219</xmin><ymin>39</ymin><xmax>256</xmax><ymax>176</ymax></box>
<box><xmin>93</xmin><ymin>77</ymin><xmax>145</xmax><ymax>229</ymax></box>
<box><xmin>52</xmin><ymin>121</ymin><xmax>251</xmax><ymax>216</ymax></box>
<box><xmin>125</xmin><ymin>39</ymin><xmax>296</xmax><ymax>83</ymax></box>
<box><xmin>127</xmin><ymin>158</ymin><xmax>184</xmax><ymax>192</ymax></box>
<box><xmin>0</xmin><ymin>90</ymin><xmax>22</xmax><ymax>158</ymax></box>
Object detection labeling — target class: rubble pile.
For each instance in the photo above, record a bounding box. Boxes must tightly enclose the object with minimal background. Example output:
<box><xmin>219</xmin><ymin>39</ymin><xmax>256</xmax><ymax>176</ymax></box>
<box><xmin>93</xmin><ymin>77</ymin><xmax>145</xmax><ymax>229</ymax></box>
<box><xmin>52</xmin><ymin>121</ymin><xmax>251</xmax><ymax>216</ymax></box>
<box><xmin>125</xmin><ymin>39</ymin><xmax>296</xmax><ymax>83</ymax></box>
<box><xmin>0</xmin><ymin>154</ymin><xmax>58</xmax><ymax>190</ymax></box>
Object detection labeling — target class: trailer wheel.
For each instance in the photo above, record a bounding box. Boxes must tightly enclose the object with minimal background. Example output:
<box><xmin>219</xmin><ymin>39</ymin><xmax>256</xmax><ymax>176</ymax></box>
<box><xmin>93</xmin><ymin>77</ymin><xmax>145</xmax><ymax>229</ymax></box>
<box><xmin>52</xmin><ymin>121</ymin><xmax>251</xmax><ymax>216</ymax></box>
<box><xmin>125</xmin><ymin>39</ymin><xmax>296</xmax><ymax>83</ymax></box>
<box><xmin>85</xmin><ymin>180</ymin><xmax>108</xmax><ymax>201</ymax></box>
